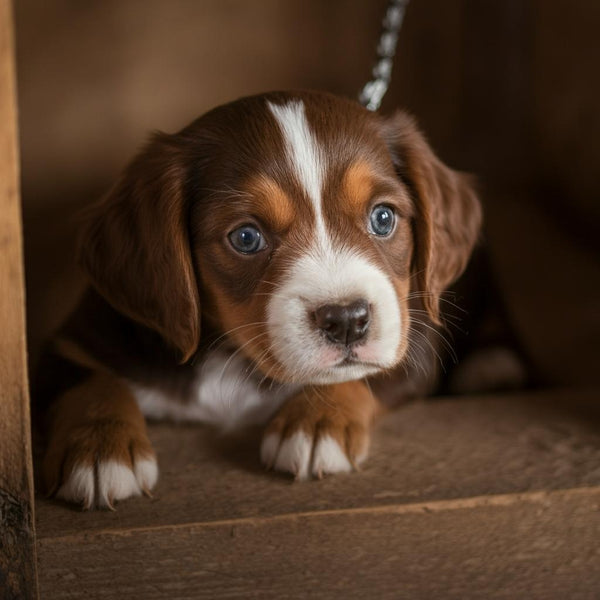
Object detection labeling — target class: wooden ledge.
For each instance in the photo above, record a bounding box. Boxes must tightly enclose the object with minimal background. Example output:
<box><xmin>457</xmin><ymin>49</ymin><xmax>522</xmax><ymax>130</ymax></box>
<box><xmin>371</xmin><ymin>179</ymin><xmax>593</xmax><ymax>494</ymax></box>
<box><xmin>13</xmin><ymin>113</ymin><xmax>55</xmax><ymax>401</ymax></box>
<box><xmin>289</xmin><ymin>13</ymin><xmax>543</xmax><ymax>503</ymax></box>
<box><xmin>36</xmin><ymin>388</ymin><xmax>600</xmax><ymax>598</ymax></box>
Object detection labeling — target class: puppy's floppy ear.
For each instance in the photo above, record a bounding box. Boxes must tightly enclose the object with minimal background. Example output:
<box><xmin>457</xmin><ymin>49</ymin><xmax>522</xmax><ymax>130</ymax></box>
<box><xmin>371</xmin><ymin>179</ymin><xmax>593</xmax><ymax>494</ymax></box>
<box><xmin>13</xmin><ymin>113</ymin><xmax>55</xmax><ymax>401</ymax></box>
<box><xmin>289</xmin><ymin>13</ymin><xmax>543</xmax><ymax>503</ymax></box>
<box><xmin>380</xmin><ymin>111</ymin><xmax>482</xmax><ymax>322</ymax></box>
<box><xmin>78</xmin><ymin>132</ymin><xmax>200</xmax><ymax>362</ymax></box>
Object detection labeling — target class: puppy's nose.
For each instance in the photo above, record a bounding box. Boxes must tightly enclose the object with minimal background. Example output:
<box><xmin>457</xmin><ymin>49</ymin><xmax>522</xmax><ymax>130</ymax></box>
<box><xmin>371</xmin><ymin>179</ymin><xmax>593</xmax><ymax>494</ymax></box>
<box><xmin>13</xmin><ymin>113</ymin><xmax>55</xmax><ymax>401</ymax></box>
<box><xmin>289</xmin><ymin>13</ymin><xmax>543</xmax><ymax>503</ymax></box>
<box><xmin>314</xmin><ymin>299</ymin><xmax>370</xmax><ymax>345</ymax></box>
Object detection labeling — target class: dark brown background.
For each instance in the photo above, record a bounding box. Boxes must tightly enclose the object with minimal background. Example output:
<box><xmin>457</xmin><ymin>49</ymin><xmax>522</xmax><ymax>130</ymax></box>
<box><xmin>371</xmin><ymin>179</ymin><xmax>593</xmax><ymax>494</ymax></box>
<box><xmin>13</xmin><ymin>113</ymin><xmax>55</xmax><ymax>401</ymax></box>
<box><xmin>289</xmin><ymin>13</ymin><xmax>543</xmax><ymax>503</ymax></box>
<box><xmin>15</xmin><ymin>0</ymin><xmax>600</xmax><ymax>388</ymax></box>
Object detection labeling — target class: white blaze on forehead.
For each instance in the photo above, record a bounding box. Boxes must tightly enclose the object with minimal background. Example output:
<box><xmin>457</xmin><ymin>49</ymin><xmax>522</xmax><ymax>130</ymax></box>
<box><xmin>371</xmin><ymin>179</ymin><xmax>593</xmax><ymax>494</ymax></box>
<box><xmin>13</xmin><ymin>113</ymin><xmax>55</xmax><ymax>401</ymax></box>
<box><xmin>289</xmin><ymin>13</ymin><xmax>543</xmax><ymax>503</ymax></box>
<box><xmin>266</xmin><ymin>99</ymin><xmax>403</xmax><ymax>385</ymax></box>
<box><xmin>267</xmin><ymin>100</ymin><xmax>328</xmax><ymax>241</ymax></box>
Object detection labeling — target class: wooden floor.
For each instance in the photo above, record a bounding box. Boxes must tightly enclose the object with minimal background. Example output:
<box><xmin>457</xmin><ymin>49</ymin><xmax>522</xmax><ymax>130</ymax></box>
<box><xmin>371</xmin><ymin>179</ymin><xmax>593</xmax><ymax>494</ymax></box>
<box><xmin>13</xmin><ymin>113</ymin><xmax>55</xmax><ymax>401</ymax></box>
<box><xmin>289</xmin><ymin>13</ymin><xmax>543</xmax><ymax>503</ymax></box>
<box><xmin>35</xmin><ymin>388</ymin><xmax>600</xmax><ymax>599</ymax></box>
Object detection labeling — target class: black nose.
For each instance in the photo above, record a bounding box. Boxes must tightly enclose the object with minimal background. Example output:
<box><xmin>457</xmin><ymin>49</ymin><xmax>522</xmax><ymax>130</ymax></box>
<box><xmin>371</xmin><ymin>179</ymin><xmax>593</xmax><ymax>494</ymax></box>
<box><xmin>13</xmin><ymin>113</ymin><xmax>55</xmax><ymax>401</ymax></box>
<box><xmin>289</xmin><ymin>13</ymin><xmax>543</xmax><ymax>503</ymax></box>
<box><xmin>314</xmin><ymin>299</ymin><xmax>371</xmax><ymax>346</ymax></box>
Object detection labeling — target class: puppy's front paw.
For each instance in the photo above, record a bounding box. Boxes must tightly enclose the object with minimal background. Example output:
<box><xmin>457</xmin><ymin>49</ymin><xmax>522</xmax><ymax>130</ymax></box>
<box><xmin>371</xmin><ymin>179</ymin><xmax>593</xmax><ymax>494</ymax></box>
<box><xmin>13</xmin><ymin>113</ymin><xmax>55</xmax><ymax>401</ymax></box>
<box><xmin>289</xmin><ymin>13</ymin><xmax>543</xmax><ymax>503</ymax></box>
<box><xmin>44</xmin><ymin>420</ymin><xmax>158</xmax><ymax>510</ymax></box>
<box><xmin>260</xmin><ymin>393</ymin><xmax>370</xmax><ymax>481</ymax></box>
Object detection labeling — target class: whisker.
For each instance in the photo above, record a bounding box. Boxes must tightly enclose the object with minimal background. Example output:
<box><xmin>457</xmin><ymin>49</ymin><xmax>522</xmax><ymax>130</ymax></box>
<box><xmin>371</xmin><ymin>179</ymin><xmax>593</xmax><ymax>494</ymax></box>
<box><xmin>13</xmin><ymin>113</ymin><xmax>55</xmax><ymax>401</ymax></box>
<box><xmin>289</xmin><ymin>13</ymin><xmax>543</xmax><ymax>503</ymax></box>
<box><xmin>403</xmin><ymin>343</ymin><xmax>428</xmax><ymax>379</ymax></box>
<box><xmin>408</xmin><ymin>307</ymin><xmax>463</xmax><ymax>324</ymax></box>
<box><xmin>407</xmin><ymin>268</ymin><xmax>427</xmax><ymax>283</ymax></box>
<box><xmin>408</xmin><ymin>307</ymin><xmax>467</xmax><ymax>337</ymax></box>
<box><xmin>405</xmin><ymin>290</ymin><xmax>467</xmax><ymax>311</ymax></box>
<box><xmin>410</xmin><ymin>317</ymin><xmax>458</xmax><ymax>364</ymax></box>
<box><xmin>256</xmin><ymin>343</ymin><xmax>287</xmax><ymax>390</ymax></box>
<box><xmin>206</xmin><ymin>321</ymin><xmax>268</xmax><ymax>352</ymax></box>
<box><xmin>242</xmin><ymin>346</ymin><xmax>272</xmax><ymax>385</ymax></box>
<box><xmin>258</xmin><ymin>279</ymin><xmax>279</xmax><ymax>288</ymax></box>
<box><xmin>217</xmin><ymin>332</ymin><xmax>269</xmax><ymax>408</ymax></box>
<box><xmin>409</xmin><ymin>327</ymin><xmax>446</xmax><ymax>372</ymax></box>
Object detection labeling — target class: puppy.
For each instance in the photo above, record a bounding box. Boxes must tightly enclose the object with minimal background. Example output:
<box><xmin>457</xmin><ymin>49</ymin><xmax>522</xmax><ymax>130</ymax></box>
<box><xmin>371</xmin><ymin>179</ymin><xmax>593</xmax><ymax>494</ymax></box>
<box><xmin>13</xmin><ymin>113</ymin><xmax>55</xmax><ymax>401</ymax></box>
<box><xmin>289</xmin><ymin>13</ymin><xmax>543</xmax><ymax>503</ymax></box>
<box><xmin>36</xmin><ymin>91</ymin><xmax>481</xmax><ymax>509</ymax></box>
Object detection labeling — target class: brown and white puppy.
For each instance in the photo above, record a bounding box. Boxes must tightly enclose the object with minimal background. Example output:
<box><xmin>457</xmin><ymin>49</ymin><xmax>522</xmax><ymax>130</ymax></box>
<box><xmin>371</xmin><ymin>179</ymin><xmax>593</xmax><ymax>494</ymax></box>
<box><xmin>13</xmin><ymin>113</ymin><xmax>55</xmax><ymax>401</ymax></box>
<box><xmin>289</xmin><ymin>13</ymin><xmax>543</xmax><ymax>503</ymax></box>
<box><xmin>36</xmin><ymin>91</ymin><xmax>481</xmax><ymax>509</ymax></box>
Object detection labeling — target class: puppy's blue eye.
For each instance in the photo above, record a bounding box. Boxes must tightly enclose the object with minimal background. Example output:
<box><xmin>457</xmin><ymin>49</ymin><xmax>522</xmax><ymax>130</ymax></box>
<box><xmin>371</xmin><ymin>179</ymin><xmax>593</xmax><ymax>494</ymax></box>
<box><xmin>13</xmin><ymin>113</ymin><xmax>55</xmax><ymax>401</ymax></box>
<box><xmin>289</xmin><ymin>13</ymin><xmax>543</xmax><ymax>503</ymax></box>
<box><xmin>228</xmin><ymin>225</ymin><xmax>266</xmax><ymax>254</ymax></box>
<box><xmin>369</xmin><ymin>204</ymin><xmax>395</xmax><ymax>237</ymax></box>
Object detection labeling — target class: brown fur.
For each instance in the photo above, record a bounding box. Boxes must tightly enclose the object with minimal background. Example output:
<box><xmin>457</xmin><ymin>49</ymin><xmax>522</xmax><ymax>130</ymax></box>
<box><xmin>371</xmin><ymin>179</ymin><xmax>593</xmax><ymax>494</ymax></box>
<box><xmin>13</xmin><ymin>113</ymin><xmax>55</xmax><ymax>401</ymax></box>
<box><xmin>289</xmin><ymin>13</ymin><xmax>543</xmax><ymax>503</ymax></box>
<box><xmin>37</xmin><ymin>91</ymin><xmax>481</xmax><ymax>507</ymax></box>
<box><xmin>264</xmin><ymin>381</ymin><xmax>380</xmax><ymax>475</ymax></box>
<box><xmin>380</xmin><ymin>111</ymin><xmax>482</xmax><ymax>323</ymax></box>
<box><xmin>43</xmin><ymin>373</ymin><xmax>154</xmax><ymax>507</ymax></box>
<box><xmin>245</xmin><ymin>175</ymin><xmax>296</xmax><ymax>232</ymax></box>
<box><xmin>78</xmin><ymin>134</ymin><xmax>201</xmax><ymax>362</ymax></box>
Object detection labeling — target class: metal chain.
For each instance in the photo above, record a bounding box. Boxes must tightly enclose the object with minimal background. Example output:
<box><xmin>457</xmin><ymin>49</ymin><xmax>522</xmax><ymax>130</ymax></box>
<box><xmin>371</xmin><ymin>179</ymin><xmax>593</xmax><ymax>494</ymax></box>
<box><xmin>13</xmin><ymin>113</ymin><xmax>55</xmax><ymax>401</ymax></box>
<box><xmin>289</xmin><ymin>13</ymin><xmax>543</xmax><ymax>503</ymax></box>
<box><xmin>359</xmin><ymin>0</ymin><xmax>410</xmax><ymax>111</ymax></box>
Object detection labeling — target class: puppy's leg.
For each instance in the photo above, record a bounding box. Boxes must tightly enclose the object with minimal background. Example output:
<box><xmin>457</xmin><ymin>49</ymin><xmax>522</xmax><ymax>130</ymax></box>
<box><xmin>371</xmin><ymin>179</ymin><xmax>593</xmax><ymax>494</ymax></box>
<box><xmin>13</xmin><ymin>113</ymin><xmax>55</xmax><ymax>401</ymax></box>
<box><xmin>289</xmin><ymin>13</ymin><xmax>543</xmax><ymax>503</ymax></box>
<box><xmin>260</xmin><ymin>381</ymin><xmax>380</xmax><ymax>480</ymax></box>
<box><xmin>43</xmin><ymin>373</ymin><xmax>157</xmax><ymax>510</ymax></box>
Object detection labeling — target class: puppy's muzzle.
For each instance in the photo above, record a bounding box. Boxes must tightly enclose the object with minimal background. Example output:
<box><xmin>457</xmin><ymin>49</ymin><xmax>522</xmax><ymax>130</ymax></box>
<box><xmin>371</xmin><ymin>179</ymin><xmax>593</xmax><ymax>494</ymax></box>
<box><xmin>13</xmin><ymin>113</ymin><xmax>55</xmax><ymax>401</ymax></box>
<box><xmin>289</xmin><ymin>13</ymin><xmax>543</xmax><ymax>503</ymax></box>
<box><xmin>313</xmin><ymin>299</ymin><xmax>371</xmax><ymax>346</ymax></box>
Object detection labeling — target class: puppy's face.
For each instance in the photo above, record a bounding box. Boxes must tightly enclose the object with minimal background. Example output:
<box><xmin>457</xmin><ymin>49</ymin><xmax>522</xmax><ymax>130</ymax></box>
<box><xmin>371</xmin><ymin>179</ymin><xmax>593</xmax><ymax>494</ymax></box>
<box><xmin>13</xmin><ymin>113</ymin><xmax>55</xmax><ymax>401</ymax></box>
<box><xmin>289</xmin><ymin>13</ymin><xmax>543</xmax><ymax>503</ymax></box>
<box><xmin>80</xmin><ymin>92</ymin><xmax>481</xmax><ymax>385</ymax></box>
<box><xmin>191</xmin><ymin>95</ymin><xmax>413</xmax><ymax>384</ymax></box>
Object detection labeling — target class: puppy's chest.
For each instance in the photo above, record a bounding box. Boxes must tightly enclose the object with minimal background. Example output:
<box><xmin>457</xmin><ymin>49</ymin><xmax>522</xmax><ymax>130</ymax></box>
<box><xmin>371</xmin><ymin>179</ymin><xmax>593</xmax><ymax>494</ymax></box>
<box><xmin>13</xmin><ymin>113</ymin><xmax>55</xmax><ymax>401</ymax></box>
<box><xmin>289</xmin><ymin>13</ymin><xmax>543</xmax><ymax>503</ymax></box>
<box><xmin>130</xmin><ymin>348</ymin><xmax>295</xmax><ymax>429</ymax></box>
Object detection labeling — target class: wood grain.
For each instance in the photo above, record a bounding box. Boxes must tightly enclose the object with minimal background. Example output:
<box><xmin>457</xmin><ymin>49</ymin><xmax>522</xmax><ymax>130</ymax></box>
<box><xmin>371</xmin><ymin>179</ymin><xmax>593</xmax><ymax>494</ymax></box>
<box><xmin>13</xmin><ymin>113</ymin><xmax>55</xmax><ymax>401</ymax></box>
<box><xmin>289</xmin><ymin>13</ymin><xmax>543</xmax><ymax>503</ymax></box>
<box><xmin>35</xmin><ymin>389</ymin><xmax>600</xmax><ymax>597</ymax></box>
<box><xmin>36</xmin><ymin>389</ymin><xmax>600</xmax><ymax>539</ymax></box>
<box><xmin>0</xmin><ymin>0</ymin><xmax>38</xmax><ymax>597</ymax></box>
<box><xmin>37</xmin><ymin>487</ymin><xmax>600</xmax><ymax>599</ymax></box>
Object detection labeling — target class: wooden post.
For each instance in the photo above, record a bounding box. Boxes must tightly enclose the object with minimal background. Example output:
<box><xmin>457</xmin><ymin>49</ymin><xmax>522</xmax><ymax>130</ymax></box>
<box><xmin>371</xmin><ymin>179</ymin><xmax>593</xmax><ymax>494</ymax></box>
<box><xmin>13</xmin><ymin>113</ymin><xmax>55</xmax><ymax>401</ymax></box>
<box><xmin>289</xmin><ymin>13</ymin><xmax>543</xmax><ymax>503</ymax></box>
<box><xmin>0</xmin><ymin>0</ymin><xmax>39</xmax><ymax>597</ymax></box>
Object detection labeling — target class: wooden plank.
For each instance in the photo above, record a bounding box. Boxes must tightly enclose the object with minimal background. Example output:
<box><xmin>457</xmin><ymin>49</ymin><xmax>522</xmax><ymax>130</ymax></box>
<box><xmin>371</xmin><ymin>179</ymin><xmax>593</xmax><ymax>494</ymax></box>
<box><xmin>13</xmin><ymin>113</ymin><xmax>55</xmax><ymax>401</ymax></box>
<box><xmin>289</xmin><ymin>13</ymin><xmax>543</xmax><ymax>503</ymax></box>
<box><xmin>386</xmin><ymin>0</ymin><xmax>467</xmax><ymax>161</ymax></box>
<box><xmin>0</xmin><ymin>0</ymin><xmax>38</xmax><ymax>598</ymax></box>
<box><xmin>37</xmin><ymin>487</ymin><xmax>600</xmax><ymax>599</ymax></box>
<box><xmin>36</xmin><ymin>389</ymin><xmax>600</xmax><ymax>540</ymax></box>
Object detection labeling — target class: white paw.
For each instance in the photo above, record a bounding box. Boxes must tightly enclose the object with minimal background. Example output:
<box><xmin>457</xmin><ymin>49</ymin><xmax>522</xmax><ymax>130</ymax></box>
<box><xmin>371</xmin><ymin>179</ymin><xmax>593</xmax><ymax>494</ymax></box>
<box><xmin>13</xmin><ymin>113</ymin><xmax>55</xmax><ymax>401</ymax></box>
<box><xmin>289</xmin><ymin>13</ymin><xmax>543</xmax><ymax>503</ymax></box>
<box><xmin>261</xmin><ymin>431</ymin><xmax>363</xmax><ymax>481</ymax></box>
<box><xmin>56</xmin><ymin>457</ymin><xmax>158</xmax><ymax>510</ymax></box>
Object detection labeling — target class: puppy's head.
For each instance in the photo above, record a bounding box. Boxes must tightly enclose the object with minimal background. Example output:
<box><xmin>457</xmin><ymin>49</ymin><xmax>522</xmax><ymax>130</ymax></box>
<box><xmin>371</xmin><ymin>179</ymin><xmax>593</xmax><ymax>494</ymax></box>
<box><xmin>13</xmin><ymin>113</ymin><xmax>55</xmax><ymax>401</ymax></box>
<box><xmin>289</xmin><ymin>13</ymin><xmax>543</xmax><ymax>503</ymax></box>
<box><xmin>79</xmin><ymin>91</ymin><xmax>481</xmax><ymax>384</ymax></box>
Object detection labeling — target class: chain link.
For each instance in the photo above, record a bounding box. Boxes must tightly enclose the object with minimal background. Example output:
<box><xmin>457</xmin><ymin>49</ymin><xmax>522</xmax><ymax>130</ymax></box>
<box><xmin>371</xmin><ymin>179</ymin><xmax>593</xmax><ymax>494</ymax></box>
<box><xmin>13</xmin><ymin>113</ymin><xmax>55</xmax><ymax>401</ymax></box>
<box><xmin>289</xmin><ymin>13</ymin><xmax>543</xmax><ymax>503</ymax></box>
<box><xmin>359</xmin><ymin>0</ymin><xmax>410</xmax><ymax>112</ymax></box>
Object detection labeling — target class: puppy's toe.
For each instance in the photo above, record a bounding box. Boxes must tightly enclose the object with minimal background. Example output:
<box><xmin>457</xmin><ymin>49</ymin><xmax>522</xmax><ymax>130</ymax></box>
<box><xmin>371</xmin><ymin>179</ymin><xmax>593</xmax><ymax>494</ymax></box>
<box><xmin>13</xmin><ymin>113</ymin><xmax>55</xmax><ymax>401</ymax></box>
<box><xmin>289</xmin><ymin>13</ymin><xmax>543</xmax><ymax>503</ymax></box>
<box><xmin>133</xmin><ymin>455</ymin><xmax>159</xmax><ymax>495</ymax></box>
<box><xmin>54</xmin><ymin>463</ymin><xmax>95</xmax><ymax>509</ymax></box>
<box><xmin>261</xmin><ymin>431</ymin><xmax>313</xmax><ymax>481</ymax></box>
<box><xmin>311</xmin><ymin>434</ymin><xmax>352</xmax><ymax>479</ymax></box>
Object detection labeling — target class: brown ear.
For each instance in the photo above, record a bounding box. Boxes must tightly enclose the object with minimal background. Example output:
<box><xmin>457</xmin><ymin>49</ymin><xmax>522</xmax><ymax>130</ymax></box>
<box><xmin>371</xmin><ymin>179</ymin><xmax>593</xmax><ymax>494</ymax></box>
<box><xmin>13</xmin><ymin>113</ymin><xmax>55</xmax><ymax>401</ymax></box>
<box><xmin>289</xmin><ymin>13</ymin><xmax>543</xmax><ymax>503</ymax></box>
<box><xmin>78</xmin><ymin>132</ymin><xmax>200</xmax><ymax>362</ymax></box>
<box><xmin>380</xmin><ymin>111</ymin><xmax>482</xmax><ymax>322</ymax></box>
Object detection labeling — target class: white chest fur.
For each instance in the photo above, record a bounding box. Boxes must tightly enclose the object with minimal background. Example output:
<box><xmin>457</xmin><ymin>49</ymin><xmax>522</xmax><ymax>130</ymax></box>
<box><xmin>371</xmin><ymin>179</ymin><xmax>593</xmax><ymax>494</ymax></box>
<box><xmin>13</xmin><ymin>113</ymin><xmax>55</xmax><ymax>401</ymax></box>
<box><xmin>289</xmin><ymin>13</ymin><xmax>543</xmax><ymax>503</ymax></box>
<box><xmin>130</xmin><ymin>349</ymin><xmax>296</xmax><ymax>430</ymax></box>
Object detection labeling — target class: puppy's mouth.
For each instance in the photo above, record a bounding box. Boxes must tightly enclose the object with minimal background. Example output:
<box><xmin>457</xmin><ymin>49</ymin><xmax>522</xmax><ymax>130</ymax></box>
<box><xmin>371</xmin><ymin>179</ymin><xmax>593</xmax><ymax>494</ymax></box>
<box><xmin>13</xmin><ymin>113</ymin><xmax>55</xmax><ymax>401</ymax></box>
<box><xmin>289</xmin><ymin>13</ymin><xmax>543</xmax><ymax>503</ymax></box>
<box><xmin>336</xmin><ymin>354</ymin><xmax>359</xmax><ymax>367</ymax></box>
<box><xmin>305</xmin><ymin>354</ymin><xmax>383</xmax><ymax>385</ymax></box>
<box><xmin>333</xmin><ymin>351</ymin><xmax>379</xmax><ymax>369</ymax></box>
